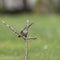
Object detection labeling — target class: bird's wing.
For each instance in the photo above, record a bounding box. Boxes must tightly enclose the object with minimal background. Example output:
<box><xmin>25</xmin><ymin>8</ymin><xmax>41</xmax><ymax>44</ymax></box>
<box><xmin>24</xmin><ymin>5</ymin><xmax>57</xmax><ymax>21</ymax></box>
<box><xmin>2</xmin><ymin>20</ymin><xmax>20</xmax><ymax>36</ymax></box>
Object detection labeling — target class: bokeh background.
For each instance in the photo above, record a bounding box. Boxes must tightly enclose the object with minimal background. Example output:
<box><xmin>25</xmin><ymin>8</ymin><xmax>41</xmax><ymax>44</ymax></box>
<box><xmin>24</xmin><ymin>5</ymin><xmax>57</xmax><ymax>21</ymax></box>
<box><xmin>0</xmin><ymin>0</ymin><xmax>60</xmax><ymax>60</ymax></box>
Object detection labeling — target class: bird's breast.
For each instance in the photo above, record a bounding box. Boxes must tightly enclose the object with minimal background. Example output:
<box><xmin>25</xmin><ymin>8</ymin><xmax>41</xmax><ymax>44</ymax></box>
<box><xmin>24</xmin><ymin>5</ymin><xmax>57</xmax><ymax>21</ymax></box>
<box><xmin>23</xmin><ymin>30</ymin><xmax>28</xmax><ymax>34</ymax></box>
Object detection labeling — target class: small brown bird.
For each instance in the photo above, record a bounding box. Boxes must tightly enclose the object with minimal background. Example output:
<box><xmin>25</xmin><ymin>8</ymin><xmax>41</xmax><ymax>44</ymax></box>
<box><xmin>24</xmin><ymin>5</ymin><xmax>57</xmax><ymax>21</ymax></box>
<box><xmin>2</xmin><ymin>20</ymin><xmax>37</xmax><ymax>40</ymax></box>
<box><xmin>18</xmin><ymin>23</ymin><xmax>33</xmax><ymax>37</ymax></box>
<box><xmin>2</xmin><ymin>20</ymin><xmax>34</xmax><ymax>39</ymax></box>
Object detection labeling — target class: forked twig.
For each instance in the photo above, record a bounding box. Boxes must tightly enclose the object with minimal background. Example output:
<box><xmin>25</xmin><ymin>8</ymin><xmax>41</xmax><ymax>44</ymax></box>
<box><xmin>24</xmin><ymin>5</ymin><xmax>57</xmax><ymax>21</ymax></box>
<box><xmin>2</xmin><ymin>20</ymin><xmax>37</xmax><ymax>60</ymax></box>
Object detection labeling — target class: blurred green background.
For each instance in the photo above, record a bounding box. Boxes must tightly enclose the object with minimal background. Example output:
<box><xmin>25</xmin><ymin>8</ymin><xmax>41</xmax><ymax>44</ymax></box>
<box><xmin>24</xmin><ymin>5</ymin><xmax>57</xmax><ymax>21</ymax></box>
<box><xmin>0</xmin><ymin>13</ymin><xmax>60</xmax><ymax>60</ymax></box>
<box><xmin>0</xmin><ymin>0</ymin><xmax>60</xmax><ymax>60</ymax></box>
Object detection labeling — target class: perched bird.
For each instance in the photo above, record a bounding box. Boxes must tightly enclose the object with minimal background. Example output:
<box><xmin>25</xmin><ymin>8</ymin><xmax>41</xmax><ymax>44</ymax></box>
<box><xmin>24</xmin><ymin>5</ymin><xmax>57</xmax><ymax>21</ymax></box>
<box><xmin>2</xmin><ymin>20</ymin><xmax>33</xmax><ymax>37</ymax></box>
<box><xmin>18</xmin><ymin>23</ymin><xmax>33</xmax><ymax>37</ymax></box>
<box><xmin>2</xmin><ymin>20</ymin><xmax>36</xmax><ymax>40</ymax></box>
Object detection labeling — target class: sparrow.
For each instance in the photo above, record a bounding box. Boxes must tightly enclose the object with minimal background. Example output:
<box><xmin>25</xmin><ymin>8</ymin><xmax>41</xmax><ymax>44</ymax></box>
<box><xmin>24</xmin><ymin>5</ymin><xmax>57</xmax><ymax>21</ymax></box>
<box><xmin>18</xmin><ymin>23</ymin><xmax>33</xmax><ymax>37</ymax></box>
<box><xmin>2</xmin><ymin>20</ymin><xmax>36</xmax><ymax>40</ymax></box>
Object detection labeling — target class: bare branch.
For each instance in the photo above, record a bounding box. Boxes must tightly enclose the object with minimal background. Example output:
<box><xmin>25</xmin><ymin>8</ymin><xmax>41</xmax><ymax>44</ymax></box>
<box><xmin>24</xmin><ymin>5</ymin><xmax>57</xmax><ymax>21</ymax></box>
<box><xmin>27</xmin><ymin>36</ymin><xmax>37</xmax><ymax>40</ymax></box>
<box><xmin>2</xmin><ymin>20</ymin><xmax>28</xmax><ymax>40</ymax></box>
<box><xmin>26</xmin><ymin>20</ymin><xmax>33</xmax><ymax>29</ymax></box>
<box><xmin>2</xmin><ymin>20</ymin><xmax>20</xmax><ymax>35</ymax></box>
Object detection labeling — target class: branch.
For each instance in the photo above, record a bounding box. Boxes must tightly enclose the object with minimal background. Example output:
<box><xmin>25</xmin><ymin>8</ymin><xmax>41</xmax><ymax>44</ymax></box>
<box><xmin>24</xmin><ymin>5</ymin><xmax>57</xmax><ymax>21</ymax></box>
<box><xmin>2</xmin><ymin>20</ymin><xmax>20</xmax><ymax>35</ymax></box>
<box><xmin>27</xmin><ymin>36</ymin><xmax>37</xmax><ymax>40</ymax></box>
<box><xmin>2</xmin><ymin>20</ymin><xmax>37</xmax><ymax>40</ymax></box>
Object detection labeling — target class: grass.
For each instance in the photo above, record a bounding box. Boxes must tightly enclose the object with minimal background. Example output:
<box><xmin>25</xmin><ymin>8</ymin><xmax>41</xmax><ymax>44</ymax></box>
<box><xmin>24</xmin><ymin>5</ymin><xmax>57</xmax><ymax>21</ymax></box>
<box><xmin>0</xmin><ymin>13</ymin><xmax>60</xmax><ymax>60</ymax></box>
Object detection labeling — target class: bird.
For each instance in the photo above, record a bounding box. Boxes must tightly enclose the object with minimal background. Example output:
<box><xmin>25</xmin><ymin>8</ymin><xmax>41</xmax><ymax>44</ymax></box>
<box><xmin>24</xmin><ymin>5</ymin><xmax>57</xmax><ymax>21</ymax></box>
<box><xmin>18</xmin><ymin>23</ymin><xmax>33</xmax><ymax>37</ymax></box>
<box><xmin>2</xmin><ymin>20</ymin><xmax>33</xmax><ymax>38</ymax></box>
<box><xmin>2</xmin><ymin>20</ymin><xmax>37</xmax><ymax>40</ymax></box>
